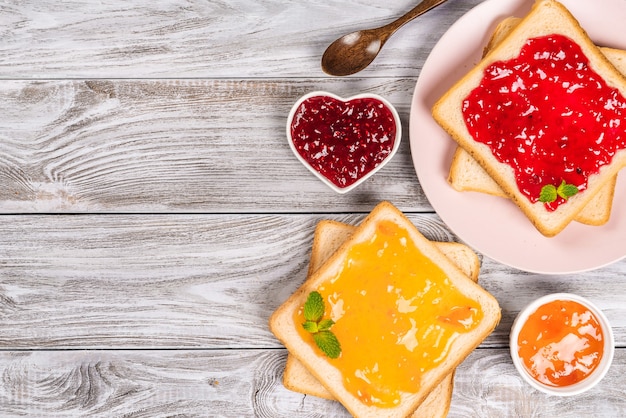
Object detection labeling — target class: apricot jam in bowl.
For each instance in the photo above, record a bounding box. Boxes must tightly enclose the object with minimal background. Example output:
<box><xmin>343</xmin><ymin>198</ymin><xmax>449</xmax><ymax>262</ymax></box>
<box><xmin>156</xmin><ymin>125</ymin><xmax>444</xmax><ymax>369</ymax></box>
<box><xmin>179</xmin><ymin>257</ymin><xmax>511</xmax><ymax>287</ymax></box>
<box><xmin>286</xmin><ymin>91</ymin><xmax>401</xmax><ymax>193</ymax></box>
<box><xmin>510</xmin><ymin>293</ymin><xmax>614</xmax><ymax>396</ymax></box>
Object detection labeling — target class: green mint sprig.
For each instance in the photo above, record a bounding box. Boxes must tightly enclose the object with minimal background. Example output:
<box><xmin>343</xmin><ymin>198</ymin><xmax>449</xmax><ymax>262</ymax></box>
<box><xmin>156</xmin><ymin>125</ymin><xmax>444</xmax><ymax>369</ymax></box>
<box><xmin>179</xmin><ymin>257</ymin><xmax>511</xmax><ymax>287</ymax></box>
<box><xmin>302</xmin><ymin>291</ymin><xmax>341</xmax><ymax>359</ymax></box>
<box><xmin>539</xmin><ymin>180</ymin><xmax>579</xmax><ymax>203</ymax></box>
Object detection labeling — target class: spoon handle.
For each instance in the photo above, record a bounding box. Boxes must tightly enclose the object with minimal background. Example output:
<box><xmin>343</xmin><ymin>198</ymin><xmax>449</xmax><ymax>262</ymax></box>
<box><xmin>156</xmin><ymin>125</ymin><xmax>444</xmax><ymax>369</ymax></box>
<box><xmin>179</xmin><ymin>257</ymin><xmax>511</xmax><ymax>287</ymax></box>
<box><xmin>380</xmin><ymin>0</ymin><xmax>448</xmax><ymax>42</ymax></box>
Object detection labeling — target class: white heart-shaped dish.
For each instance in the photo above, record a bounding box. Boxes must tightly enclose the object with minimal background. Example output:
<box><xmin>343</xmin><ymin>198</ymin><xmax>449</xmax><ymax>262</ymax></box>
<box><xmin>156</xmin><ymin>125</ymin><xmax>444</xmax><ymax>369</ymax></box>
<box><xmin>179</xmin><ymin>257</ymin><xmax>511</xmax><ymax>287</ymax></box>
<box><xmin>286</xmin><ymin>91</ymin><xmax>402</xmax><ymax>193</ymax></box>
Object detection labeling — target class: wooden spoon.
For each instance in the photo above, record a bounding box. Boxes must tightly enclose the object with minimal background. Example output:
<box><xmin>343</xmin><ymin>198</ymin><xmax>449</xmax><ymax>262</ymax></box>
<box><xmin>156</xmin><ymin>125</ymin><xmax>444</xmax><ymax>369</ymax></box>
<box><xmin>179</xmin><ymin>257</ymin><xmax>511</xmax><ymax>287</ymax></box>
<box><xmin>321</xmin><ymin>0</ymin><xmax>448</xmax><ymax>76</ymax></box>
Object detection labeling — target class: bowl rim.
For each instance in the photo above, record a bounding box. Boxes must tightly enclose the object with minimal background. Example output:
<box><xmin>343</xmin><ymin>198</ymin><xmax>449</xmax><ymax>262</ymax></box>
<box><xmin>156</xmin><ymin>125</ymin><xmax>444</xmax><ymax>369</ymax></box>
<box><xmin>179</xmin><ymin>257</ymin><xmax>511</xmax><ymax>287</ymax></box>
<box><xmin>285</xmin><ymin>91</ymin><xmax>402</xmax><ymax>194</ymax></box>
<box><xmin>509</xmin><ymin>292</ymin><xmax>615</xmax><ymax>396</ymax></box>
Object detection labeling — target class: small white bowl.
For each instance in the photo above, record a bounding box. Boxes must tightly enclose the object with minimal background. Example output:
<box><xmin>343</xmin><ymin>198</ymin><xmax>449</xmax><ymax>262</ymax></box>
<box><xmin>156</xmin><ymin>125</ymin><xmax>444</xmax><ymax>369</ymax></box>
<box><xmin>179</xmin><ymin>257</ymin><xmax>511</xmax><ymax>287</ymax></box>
<box><xmin>286</xmin><ymin>91</ymin><xmax>401</xmax><ymax>194</ymax></box>
<box><xmin>510</xmin><ymin>293</ymin><xmax>614</xmax><ymax>396</ymax></box>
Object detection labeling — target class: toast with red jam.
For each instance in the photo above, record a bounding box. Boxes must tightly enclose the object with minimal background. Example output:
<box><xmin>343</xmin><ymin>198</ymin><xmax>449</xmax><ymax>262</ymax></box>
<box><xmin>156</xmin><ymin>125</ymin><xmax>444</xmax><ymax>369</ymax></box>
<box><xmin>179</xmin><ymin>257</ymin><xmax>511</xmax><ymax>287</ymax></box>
<box><xmin>433</xmin><ymin>0</ymin><xmax>626</xmax><ymax>237</ymax></box>
<box><xmin>447</xmin><ymin>16</ymin><xmax>620</xmax><ymax>227</ymax></box>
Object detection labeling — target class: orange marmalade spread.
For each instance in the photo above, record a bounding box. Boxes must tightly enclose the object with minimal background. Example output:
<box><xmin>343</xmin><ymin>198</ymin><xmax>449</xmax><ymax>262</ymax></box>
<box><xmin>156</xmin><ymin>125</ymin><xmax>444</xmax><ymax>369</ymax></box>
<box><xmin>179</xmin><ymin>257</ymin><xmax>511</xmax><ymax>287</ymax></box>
<box><xmin>295</xmin><ymin>220</ymin><xmax>483</xmax><ymax>407</ymax></box>
<box><xmin>517</xmin><ymin>299</ymin><xmax>604</xmax><ymax>387</ymax></box>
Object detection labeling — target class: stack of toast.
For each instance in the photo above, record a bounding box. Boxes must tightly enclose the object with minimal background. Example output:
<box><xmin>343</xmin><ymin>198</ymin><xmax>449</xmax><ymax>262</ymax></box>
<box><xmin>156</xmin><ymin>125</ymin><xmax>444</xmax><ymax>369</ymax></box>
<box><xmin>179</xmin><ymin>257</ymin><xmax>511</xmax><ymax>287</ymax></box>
<box><xmin>269</xmin><ymin>202</ymin><xmax>500</xmax><ymax>417</ymax></box>
<box><xmin>433</xmin><ymin>0</ymin><xmax>626</xmax><ymax>237</ymax></box>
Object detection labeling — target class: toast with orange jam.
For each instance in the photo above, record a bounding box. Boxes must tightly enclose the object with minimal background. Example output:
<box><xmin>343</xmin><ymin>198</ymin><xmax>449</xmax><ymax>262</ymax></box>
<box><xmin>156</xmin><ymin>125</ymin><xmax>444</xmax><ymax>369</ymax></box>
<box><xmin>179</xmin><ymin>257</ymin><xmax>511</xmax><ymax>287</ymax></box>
<box><xmin>282</xmin><ymin>220</ymin><xmax>481</xmax><ymax>418</ymax></box>
<box><xmin>269</xmin><ymin>201</ymin><xmax>500</xmax><ymax>418</ymax></box>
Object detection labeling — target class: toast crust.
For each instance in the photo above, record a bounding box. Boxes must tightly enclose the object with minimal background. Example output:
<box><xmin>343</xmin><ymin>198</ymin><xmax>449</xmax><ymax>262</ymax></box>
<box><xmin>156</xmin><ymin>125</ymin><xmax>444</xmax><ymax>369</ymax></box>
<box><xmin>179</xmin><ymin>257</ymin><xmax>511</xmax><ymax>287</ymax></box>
<box><xmin>269</xmin><ymin>202</ymin><xmax>500</xmax><ymax>418</ymax></box>
<box><xmin>283</xmin><ymin>220</ymin><xmax>480</xmax><ymax>418</ymax></box>
<box><xmin>433</xmin><ymin>0</ymin><xmax>626</xmax><ymax>237</ymax></box>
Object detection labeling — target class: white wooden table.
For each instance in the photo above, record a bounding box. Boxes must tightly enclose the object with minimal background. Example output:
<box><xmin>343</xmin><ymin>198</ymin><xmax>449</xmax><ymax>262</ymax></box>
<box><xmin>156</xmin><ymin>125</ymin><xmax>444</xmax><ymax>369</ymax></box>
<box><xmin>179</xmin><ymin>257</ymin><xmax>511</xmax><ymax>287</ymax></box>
<box><xmin>0</xmin><ymin>1</ymin><xmax>624</xmax><ymax>416</ymax></box>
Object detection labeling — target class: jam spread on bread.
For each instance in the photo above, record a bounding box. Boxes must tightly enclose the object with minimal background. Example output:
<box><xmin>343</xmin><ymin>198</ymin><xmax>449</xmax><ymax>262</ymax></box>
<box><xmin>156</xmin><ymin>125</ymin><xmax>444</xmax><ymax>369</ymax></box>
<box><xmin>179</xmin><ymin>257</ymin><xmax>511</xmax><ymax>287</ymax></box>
<box><xmin>290</xmin><ymin>95</ymin><xmax>396</xmax><ymax>188</ymax></box>
<box><xmin>295</xmin><ymin>220</ymin><xmax>483</xmax><ymax>407</ymax></box>
<box><xmin>462</xmin><ymin>35</ymin><xmax>626</xmax><ymax>211</ymax></box>
<box><xmin>517</xmin><ymin>299</ymin><xmax>604</xmax><ymax>387</ymax></box>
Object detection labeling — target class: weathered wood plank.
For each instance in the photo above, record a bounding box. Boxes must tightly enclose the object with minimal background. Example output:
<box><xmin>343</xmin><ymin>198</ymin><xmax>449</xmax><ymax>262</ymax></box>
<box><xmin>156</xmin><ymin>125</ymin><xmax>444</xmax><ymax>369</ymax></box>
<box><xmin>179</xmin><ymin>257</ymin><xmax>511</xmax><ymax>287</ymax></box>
<box><xmin>450</xmin><ymin>349</ymin><xmax>626</xmax><ymax>418</ymax></box>
<box><xmin>0</xmin><ymin>0</ymin><xmax>482</xmax><ymax>79</ymax></box>
<box><xmin>0</xmin><ymin>349</ymin><xmax>287</xmax><ymax>417</ymax></box>
<box><xmin>0</xmin><ymin>78</ymin><xmax>428</xmax><ymax>213</ymax></box>
<box><xmin>0</xmin><ymin>348</ymin><xmax>623</xmax><ymax>417</ymax></box>
<box><xmin>0</xmin><ymin>214</ymin><xmax>624</xmax><ymax>349</ymax></box>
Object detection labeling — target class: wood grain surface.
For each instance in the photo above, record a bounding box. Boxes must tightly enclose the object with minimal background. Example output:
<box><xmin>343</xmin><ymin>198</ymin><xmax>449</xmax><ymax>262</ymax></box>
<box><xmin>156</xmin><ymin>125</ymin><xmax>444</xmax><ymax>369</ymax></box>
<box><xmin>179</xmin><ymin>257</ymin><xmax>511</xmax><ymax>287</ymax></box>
<box><xmin>0</xmin><ymin>0</ymin><xmax>482</xmax><ymax>79</ymax></box>
<box><xmin>0</xmin><ymin>214</ymin><xmax>624</xmax><ymax>350</ymax></box>
<box><xmin>0</xmin><ymin>78</ymin><xmax>424</xmax><ymax>213</ymax></box>
<box><xmin>0</xmin><ymin>0</ymin><xmax>625</xmax><ymax>416</ymax></box>
<box><xmin>0</xmin><ymin>349</ymin><xmax>624</xmax><ymax>417</ymax></box>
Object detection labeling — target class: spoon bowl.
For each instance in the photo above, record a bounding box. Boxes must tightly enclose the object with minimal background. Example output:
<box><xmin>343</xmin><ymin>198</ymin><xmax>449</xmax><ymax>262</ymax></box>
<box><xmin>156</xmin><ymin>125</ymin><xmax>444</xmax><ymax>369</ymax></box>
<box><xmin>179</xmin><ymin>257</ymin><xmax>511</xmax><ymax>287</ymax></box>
<box><xmin>322</xmin><ymin>30</ymin><xmax>384</xmax><ymax>77</ymax></box>
<box><xmin>321</xmin><ymin>0</ymin><xmax>448</xmax><ymax>76</ymax></box>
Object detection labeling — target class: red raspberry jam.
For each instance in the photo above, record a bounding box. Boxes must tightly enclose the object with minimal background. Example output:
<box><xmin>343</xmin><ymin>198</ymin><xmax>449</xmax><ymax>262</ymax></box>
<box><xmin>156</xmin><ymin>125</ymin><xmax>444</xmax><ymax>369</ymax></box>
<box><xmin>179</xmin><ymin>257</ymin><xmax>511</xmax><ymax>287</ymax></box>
<box><xmin>462</xmin><ymin>35</ymin><xmax>626</xmax><ymax>211</ymax></box>
<box><xmin>290</xmin><ymin>95</ymin><xmax>397</xmax><ymax>188</ymax></box>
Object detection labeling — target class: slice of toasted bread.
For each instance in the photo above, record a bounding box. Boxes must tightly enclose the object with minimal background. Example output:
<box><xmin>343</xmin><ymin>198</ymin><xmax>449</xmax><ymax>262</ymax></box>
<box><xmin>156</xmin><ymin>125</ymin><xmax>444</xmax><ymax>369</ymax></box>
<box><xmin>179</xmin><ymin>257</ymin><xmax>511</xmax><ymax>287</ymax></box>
<box><xmin>269</xmin><ymin>201</ymin><xmax>500</xmax><ymax>418</ymax></box>
<box><xmin>283</xmin><ymin>220</ymin><xmax>480</xmax><ymax>418</ymax></box>
<box><xmin>448</xmin><ymin>16</ymin><xmax>620</xmax><ymax>226</ymax></box>
<box><xmin>432</xmin><ymin>0</ymin><xmax>626</xmax><ymax>237</ymax></box>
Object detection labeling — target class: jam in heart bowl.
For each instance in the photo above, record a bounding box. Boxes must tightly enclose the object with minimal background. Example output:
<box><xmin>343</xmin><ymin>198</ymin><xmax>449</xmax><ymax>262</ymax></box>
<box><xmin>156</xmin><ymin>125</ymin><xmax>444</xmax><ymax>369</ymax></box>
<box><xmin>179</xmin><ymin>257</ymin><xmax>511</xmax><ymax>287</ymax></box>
<box><xmin>286</xmin><ymin>91</ymin><xmax>402</xmax><ymax>193</ymax></box>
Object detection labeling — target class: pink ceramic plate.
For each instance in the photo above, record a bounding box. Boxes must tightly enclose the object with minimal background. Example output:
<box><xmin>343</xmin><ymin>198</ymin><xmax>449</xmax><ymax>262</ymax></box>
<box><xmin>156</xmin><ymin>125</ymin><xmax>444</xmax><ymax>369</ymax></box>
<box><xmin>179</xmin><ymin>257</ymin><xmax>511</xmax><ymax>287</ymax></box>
<box><xmin>410</xmin><ymin>0</ymin><xmax>626</xmax><ymax>273</ymax></box>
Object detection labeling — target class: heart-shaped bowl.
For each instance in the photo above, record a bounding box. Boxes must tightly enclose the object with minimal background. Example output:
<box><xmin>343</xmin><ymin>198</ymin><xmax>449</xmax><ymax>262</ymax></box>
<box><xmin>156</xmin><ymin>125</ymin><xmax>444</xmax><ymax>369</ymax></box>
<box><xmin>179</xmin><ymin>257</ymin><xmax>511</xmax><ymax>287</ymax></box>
<box><xmin>509</xmin><ymin>293</ymin><xmax>614</xmax><ymax>396</ymax></box>
<box><xmin>286</xmin><ymin>91</ymin><xmax>402</xmax><ymax>193</ymax></box>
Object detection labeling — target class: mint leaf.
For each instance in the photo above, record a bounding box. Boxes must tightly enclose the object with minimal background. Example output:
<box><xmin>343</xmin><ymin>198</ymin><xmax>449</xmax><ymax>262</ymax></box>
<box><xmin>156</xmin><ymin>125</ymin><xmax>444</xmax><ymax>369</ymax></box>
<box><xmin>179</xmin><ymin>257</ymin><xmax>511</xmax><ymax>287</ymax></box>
<box><xmin>301</xmin><ymin>291</ymin><xmax>341</xmax><ymax>359</ymax></box>
<box><xmin>540</xmin><ymin>181</ymin><xmax>579</xmax><ymax>203</ymax></box>
<box><xmin>318</xmin><ymin>318</ymin><xmax>335</xmax><ymax>331</ymax></box>
<box><xmin>303</xmin><ymin>291</ymin><xmax>324</xmax><ymax>322</ymax></box>
<box><xmin>302</xmin><ymin>321</ymin><xmax>318</xmax><ymax>333</ymax></box>
<box><xmin>313</xmin><ymin>331</ymin><xmax>341</xmax><ymax>359</ymax></box>
<box><xmin>557</xmin><ymin>181</ymin><xmax>579</xmax><ymax>199</ymax></box>
<box><xmin>539</xmin><ymin>184</ymin><xmax>557</xmax><ymax>203</ymax></box>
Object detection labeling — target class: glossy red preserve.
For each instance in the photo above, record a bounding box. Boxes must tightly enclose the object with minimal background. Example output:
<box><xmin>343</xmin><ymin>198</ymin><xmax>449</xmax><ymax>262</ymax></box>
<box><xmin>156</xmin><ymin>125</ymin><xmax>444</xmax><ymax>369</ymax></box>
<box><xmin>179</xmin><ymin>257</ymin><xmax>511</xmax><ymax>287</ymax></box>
<box><xmin>463</xmin><ymin>35</ymin><xmax>626</xmax><ymax>211</ymax></box>
<box><xmin>290</xmin><ymin>95</ymin><xmax>397</xmax><ymax>188</ymax></box>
